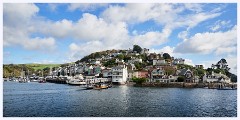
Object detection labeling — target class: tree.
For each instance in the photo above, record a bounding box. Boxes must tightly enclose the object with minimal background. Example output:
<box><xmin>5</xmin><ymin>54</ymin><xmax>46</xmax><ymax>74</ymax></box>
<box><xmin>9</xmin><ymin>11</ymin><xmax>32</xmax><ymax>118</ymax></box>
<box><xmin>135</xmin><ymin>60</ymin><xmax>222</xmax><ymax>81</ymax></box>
<box><xmin>134</xmin><ymin>62</ymin><xmax>143</xmax><ymax>70</ymax></box>
<box><xmin>116</xmin><ymin>54</ymin><xmax>124</xmax><ymax>60</ymax></box>
<box><xmin>165</xmin><ymin>67</ymin><xmax>175</xmax><ymax>75</ymax></box>
<box><xmin>103</xmin><ymin>59</ymin><xmax>117</xmax><ymax>67</ymax></box>
<box><xmin>177</xmin><ymin>76</ymin><xmax>184</xmax><ymax>82</ymax></box>
<box><xmin>133</xmin><ymin>45</ymin><xmax>142</xmax><ymax>53</ymax></box>
<box><xmin>163</xmin><ymin>53</ymin><xmax>171</xmax><ymax>59</ymax></box>
<box><xmin>197</xmin><ymin>69</ymin><xmax>205</xmax><ymax>76</ymax></box>
<box><xmin>132</xmin><ymin>77</ymin><xmax>147</xmax><ymax>84</ymax></box>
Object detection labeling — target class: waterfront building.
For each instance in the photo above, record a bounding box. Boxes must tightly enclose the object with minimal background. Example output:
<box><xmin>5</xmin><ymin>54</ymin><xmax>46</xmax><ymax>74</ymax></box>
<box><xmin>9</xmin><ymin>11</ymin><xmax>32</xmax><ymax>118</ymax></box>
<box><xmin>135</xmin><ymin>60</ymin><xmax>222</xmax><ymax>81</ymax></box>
<box><xmin>176</xmin><ymin>69</ymin><xmax>193</xmax><ymax>82</ymax></box>
<box><xmin>102</xmin><ymin>68</ymin><xmax>112</xmax><ymax>78</ymax></box>
<box><xmin>111</xmin><ymin>65</ymin><xmax>128</xmax><ymax>84</ymax></box>
<box><xmin>133</xmin><ymin>70</ymin><xmax>148</xmax><ymax>78</ymax></box>
<box><xmin>203</xmin><ymin>71</ymin><xmax>231</xmax><ymax>83</ymax></box>
<box><xmin>127</xmin><ymin>70</ymin><xmax>134</xmax><ymax>81</ymax></box>
<box><xmin>150</xmin><ymin>68</ymin><xmax>165</xmax><ymax>82</ymax></box>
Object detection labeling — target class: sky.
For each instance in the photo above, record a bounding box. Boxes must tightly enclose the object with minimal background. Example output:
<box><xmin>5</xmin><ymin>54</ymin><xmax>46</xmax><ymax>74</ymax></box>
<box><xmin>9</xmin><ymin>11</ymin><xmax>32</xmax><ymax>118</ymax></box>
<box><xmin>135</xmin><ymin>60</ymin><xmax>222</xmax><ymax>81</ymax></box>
<box><xmin>3</xmin><ymin>3</ymin><xmax>237</xmax><ymax>74</ymax></box>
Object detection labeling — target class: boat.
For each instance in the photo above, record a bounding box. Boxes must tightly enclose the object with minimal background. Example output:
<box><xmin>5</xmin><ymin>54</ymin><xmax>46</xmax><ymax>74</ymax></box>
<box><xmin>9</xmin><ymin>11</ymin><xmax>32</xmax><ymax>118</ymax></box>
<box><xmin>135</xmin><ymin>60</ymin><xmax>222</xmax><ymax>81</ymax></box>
<box><xmin>19</xmin><ymin>78</ymin><xmax>30</xmax><ymax>83</ymax></box>
<box><xmin>94</xmin><ymin>83</ymin><xmax>108</xmax><ymax>90</ymax></box>
<box><xmin>31</xmin><ymin>79</ymin><xmax>40</xmax><ymax>82</ymax></box>
<box><xmin>68</xmin><ymin>79</ymin><xmax>82</xmax><ymax>86</ymax></box>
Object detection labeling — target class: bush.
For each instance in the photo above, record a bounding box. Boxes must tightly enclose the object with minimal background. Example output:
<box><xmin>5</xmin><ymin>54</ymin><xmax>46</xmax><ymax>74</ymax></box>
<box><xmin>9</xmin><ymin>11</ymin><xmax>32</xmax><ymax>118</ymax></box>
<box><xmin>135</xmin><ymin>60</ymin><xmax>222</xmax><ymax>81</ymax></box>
<box><xmin>177</xmin><ymin>76</ymin><xmax>185</xmax><ymax>82</ymax></box>
<box><xmin>132</xmin><ymin>77</ymin><xmax>147</xmax><ymax>84</ymax></box>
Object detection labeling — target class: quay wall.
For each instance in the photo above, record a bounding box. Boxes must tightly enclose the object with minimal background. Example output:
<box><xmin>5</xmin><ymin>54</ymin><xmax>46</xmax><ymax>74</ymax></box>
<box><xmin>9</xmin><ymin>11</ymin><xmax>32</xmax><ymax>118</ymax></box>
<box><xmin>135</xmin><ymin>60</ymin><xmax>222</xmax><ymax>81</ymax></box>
<box><xmin>134</xmin><ymin>82</ymin><xmax>236</xmax><ymax>88</ymax></box>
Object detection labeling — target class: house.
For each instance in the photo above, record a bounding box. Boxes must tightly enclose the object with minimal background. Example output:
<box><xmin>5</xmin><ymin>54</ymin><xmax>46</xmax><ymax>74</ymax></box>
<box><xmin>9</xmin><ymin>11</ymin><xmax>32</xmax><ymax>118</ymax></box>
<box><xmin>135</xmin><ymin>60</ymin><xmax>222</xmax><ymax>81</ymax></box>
<box><xmin>203</xmin><ymin>71</ymin><xmax>231</xmax><ymax>83</ymax></box>
<box><xmin>173</xmin><ymin>58</ymin><xmax>185</xmax><ymax>65</ymax></box>
<box><xmin>133</xmin><ymin>70</ymin><xmax>148</xmax><ymax>78</ymax></box>
<box><xmin>111</xmin><ymin>65</ymin><xmax>128</xmax><ymax>84</ymax></box>
<box><xmin>127</xmin><ymin>70</ymin><xmax>134</xmax><ymax>81</ymax></box>
<box><xmin>147</xmin><ymin>53</ymin><xmax>161</xmax><ymax>61</ymax></box>
<box><xmin>93</xmin><ymin>66</ymin><xmax>102</xmax><ymax>74</ymax></box>
<box><xmin>128</xmin><ymin>58</ymin><xmax>143</xmax><ymax>64</ymax></box>
<box><xmin>176</xmin><ymin>69</ymin><xmax>194</xmax><ymax>82</ymax></box>
<box><xmin>91</xmin><ymin>60</ymin><xmax>101</xmax><ymax>65</ymax></box>
<box><xmin>127</xmin><ymin>63</ymin><xmax>136</xmax><ymax>71</ymax></box>
<box><xmin>141</xmin><ymin>48</ymin><xmax>149</xmax><ymax>55</ymax></box>
<box><xmin>195</xmin><ymin>65</ymin><xmax>204</xmax><ymax>69</ymax></box>
<box><xmin>153</xmin><ymin>59</ymin><xmax>166</xmax><ymax>65</ymax></box>
<box><xmin>102</xmin><ymin>68</ymin><xmax>112</xmax><ymax>78</ymax></box>
<box><xmin>150</xmin><ymin>68</ymin><xmax>165</xmax><ymax>82</ymax></box>
<box><xmin>150</xmin><ymin>68</ymin><xmax>176</xmax><ymax>83</ymax></box>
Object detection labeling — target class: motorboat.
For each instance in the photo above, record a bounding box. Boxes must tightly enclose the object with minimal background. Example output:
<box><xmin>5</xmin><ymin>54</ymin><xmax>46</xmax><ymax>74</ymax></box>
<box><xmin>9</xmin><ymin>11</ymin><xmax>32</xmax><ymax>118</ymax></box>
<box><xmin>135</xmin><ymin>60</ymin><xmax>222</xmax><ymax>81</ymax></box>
<box><xmin>94</xmin><ymin>83</ymin><xmax>108</xmax><ymax>89</ymax></box>
<box><xmin>68</xmin><ymin>79</ymin><xmax>82</xmax><ymax>86</ymax></box>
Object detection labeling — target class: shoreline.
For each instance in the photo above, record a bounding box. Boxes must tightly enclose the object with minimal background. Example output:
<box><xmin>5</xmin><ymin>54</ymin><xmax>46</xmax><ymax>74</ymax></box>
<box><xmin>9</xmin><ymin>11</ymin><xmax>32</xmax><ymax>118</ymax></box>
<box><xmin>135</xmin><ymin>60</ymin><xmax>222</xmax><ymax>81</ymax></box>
<box><xmin>132</xmin><ymin>82</ymin><xmax>237</xmax><ymax>89</ymax></box>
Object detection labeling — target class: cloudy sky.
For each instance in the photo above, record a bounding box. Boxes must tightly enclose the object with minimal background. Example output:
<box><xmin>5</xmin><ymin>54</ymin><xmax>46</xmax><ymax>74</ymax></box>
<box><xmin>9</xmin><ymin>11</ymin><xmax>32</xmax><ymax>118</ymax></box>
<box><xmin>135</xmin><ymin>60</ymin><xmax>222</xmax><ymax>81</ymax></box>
<box><xmin>3</xmin><ymin>3</ymin><xmax>237</xmax><ymax>74</ymax></box>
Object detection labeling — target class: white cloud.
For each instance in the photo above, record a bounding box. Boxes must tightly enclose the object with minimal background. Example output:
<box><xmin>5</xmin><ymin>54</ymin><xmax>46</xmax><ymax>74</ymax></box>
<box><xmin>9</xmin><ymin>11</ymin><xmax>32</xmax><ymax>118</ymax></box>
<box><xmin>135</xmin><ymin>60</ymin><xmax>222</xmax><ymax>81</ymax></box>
<box><xmin>177</xmin><ymin>30</ymin><xmax>188</xmax><ymax>41</ymax></box>
<box><xmin>3</xmin><ymin>3</ymin><xmax>56</xmax><ymax>52</ymax></box>
<box><xmin>101</xmin><ymin>3</ymin><xmax>220</xmax><ymax>30</ymax></box>
<box><xmin>132</xmin><ymin>30</ymin><xmax>170</xmax><ymax>48</ymax></box>
<box><xmin>48</xmin><ymin>3</ymin><xmax>58</xmax><ymax>12</ymax></box>
<box><xmin>210</xmin><ymin>20</ymin><xmax>231</xmax><ymax>32</ymax></box>
<box><xmin>149</xmin><ymin>46</ymin><xmax>175</xmax><ymax>56</ymax></box>
<box><xmin>68</xmin><ymin>3</ymin><xmax>108</xmax><ymax>11</ymax></box>
<box><xmin>185</xmin><ymin>59</ymin><xmax>195</xmax><ymax>66</ymax></box>
<box><xmin>174</xmin><ymin>25</ymin><xmax>237</xmax><ymax>55</ymax></box>
<box><xmin>3</xmin><ymin>3</ymin><xmax>39</xmax><ymax>27</ymax></box>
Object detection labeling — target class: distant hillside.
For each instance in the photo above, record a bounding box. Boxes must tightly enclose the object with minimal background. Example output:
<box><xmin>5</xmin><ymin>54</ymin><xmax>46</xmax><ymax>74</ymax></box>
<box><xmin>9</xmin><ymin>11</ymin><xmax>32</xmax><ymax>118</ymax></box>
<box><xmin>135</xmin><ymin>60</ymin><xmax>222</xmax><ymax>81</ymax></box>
<box><xmin>3</xmin><ymin>64</ymin><xmax>61</xmax><ymax>78</ymax></box>
<box><xmin>26</xmin><ymin>64</ymin><xmax>61</xmax><ymax>70</ymax></box>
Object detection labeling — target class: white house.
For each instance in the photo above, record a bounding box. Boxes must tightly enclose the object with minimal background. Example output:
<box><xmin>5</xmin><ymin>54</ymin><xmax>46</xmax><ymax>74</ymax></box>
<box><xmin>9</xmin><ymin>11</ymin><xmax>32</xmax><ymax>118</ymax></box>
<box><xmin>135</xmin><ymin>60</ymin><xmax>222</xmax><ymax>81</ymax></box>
<box><xmin>128</xmin><ymin>58</ymin><xmax>142</xmax><ymax>64</ymax></box>
<box><xmin>111</xmin><ymin>65</ymin><xmax>128</xmax><ymax>84</ymax></box>
<box><xmin>173</xmin><ymin>58</ymin><xmax>185</xmax><ymax>65</ymax></box>
<box><xmin>102</xmin><ymin>68</ymin><xmax>112</xmax><ymax>78</ymax></box>
<box><xmin>203</xmin><ymin>71</ymin><xmax>231</xmax><ymax>83</ymax></box>
<box><xmin>153</xmin><ymin>59</ymin><xmax>166</xmax><ymax>65</ymax></box>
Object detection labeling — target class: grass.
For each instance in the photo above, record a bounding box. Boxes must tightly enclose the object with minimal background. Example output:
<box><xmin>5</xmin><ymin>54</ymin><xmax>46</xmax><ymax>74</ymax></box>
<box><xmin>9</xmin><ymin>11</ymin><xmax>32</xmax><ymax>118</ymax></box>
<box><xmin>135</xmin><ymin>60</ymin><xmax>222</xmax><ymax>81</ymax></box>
<box><xmin>26</xmin><ymin>64</ymin><xmax>61</xmax><ymax>70</ymax></box>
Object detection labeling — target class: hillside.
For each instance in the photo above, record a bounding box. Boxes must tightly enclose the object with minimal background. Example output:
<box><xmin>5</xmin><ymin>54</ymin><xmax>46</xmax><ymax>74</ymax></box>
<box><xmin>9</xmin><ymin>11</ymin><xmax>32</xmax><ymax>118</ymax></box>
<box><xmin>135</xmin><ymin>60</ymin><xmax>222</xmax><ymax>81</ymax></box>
<box><xmin>3</xmin><ymin>64</ymin><xmax>61</xmax><ymax>78</ymax></box>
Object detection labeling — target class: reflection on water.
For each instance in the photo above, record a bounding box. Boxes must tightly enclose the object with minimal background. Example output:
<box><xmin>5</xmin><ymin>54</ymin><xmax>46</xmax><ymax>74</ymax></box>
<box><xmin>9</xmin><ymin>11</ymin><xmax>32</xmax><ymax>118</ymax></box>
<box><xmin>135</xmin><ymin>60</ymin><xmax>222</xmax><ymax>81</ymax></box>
<box><xmin>3</xmin><ymin>82</ymin><xmax>237</xmax><ymax>117</ymax></box>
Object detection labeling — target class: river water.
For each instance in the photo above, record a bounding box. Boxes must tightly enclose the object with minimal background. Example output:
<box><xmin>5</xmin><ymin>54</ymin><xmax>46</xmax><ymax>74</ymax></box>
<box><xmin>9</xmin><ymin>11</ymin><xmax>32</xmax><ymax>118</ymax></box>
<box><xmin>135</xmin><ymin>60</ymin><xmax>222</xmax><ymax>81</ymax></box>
<box><xmin>3</xmin><ymin>82</ymin><xmax>237</xmax><ymax>117</ymax></box>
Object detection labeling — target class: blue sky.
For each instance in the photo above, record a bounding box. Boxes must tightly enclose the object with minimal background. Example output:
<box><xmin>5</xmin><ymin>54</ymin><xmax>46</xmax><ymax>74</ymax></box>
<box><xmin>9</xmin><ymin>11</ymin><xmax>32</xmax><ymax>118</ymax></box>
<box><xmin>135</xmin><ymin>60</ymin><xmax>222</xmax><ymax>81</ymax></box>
<box><xmin>3</xmin><ymin>3</ymin><xmax>237</xmax><ymax>74</ymax></box>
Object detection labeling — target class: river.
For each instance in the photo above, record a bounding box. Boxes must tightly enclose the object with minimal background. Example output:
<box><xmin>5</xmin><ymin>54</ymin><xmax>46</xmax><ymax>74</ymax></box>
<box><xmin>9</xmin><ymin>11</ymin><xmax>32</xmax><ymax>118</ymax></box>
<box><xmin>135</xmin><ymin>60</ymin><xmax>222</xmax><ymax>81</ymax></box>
<box><xmin>3</xmin><ymin>82</ymin><xmax>237</xmax><ymax>117</ymax></box>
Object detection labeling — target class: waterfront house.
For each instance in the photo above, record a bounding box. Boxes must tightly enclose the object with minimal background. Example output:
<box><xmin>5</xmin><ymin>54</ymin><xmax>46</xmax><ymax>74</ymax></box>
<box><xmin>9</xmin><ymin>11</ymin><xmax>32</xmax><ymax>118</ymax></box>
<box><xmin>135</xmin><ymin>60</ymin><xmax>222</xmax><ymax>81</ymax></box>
<box><xmin>111</xmin><ymin>65</ymin><xmax>128</xmax><ymax>84</ymax></box>
<box><xmin>127</xmin><ymin>69</ymin><xmax>134</xmax><ymax>81</ymax></box>
<box><xmin>176</xmin><ymin>68</ymin><xmax>193</xmax><ymax>82</ymax></box>
<box><xmin>150</xmin><ymin>68</ymin><xmax>165</xmax><ymax>82</ymax></box>
<box><xmin>133</xmin><ymin>70</ymin><xmax>148</xmax><ymax>78</ymax></box>
<box><xmin>102</xmin><ymin>68</ymin><xmax>112</xmax><ymax>78</ymax></box>
<box><xmin>203</xmin><ymin>71</ymin><xmax>231</xmax><ymax>83</ymax></box>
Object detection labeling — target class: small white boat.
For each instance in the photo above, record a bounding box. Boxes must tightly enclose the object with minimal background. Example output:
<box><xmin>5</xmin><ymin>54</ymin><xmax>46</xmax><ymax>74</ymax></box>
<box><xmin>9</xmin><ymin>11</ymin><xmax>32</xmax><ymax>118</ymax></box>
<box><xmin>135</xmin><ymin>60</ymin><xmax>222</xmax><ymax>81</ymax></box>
<box><xmin>68</xmin><ymin>79</ymin><xmax>81</xmax><ymax>85</ymax></box>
